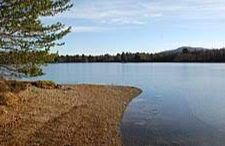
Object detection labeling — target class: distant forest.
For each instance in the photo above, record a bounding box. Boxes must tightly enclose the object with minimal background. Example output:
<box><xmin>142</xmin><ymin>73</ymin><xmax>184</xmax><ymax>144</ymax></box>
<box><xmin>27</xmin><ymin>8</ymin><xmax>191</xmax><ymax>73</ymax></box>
<box><xmin>56</xmin><ymin>47</ymin><xmax>225</xmax><ymax>63</ymax></box>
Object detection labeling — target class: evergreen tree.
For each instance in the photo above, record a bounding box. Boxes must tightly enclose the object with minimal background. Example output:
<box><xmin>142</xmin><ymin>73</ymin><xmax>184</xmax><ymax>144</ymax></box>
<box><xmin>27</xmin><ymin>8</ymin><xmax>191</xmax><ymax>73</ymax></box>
<box><xmin>0</xmin><ymin>0</ymin><xmax>72</xmax><ymax>78</ymax></box>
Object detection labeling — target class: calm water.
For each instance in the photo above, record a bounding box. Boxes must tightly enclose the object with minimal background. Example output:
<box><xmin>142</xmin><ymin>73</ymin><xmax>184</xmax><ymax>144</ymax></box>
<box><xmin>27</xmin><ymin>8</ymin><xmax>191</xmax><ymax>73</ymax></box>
<box><xmin>31</xmin><ymin>63</ymin><xmax>225</xmax><ymax>146</ymax></box>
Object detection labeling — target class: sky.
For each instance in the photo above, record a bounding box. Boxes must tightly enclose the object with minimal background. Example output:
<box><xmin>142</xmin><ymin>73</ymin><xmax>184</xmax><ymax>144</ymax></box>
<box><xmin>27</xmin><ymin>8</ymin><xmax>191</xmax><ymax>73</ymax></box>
<box><xmin>49</xmin><ymin>0</ymin><xmax>225</xmax><ymax>55</ymax></box>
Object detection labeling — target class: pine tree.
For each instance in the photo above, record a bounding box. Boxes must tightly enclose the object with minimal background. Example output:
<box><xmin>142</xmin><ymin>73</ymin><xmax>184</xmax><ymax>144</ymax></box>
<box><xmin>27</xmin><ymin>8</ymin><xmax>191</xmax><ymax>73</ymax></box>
<box><xmin>0</xmin><ymin>0</ymin><xmax>72</xmax><ymax>78</ymax></box>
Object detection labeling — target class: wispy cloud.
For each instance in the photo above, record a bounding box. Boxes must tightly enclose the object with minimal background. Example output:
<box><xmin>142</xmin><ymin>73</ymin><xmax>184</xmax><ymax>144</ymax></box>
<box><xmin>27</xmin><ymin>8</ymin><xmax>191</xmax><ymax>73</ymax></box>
<box><xmin>57</xmin><ymin>0</ymin><xmax>225</xmax><ymax>32</ymax></box>
<box><xmin>63</xmin><ymin>0</ymin><xmax>225</xmax><ymax>22</ymax></box>
<box><xmin>61</xmin><ymin>0</ymin><xmax>162</xmax><ymax>25</ymax></box>
<box><xmin>71</xmin><ymin>26</ymin><xmax>109</xmax><ymax>33</ymax></box>
<box><xmin>147</xmin><ymin>0</ymin><xmax>225</xmax><ymax>20</ymax></box>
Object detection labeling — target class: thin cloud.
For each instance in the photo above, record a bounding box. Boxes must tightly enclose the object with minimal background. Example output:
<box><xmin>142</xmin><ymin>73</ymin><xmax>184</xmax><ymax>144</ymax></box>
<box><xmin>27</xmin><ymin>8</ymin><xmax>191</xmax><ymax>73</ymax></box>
<box><xmin>54</xmin><ymin>0</ymin><xmax>225</xmax><ymax>33</ymax></box>
<box><xmin>72</xmin><ymin>26</ymin><xmax>109</xmax><ymax>33</ymax></box>
<box><xmin>60</xmin><ymin>0</ymin><xmax>162</xmax><ymax>25</ymax></box>
<box><xmin>59</xmin><ymin>0</ymin><xmax>225</xmax><ymax>24</ymax></box>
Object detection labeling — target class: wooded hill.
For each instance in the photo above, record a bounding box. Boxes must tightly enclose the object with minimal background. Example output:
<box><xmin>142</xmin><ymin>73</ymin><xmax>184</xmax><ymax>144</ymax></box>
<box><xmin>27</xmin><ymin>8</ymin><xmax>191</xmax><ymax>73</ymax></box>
<box><xmin>56</xmin><ymin>47</ymin><xmax>225</xmax><ymax>63</ymax></box>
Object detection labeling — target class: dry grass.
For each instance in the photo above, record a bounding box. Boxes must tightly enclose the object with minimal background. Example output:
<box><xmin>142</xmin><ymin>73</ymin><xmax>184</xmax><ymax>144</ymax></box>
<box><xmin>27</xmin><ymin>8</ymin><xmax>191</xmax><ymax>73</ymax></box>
<box><xmin>0</xmin><ymin>79</ymin><xmax>59</xmax><ymax>106</ymax></box>
<box><xmin>0</xmin><ymin>92</ymin><xmax>19</xmax><ymax>106</ymax></box>
<box><xmin>0</xmin><ymin>80</ymin><xmax>27</xmax><ymax>107</ymax></box>
<box><xmin>0</xmin><ymin>84</ymin><xmax>141</xmax><ymax>146</ymax></box>
<box><xmin>0</xmin><ymin>80</ymin><xmax>27</xmax><ymax>93</ymax></box>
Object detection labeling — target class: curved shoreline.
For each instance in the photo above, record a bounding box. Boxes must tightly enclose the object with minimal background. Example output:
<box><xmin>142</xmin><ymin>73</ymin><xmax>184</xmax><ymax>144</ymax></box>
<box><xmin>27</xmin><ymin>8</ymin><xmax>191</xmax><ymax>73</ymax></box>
<box><xmin>119</xmin><ymin>88</ymin><xmax>142</xmax><ymax>145</ymax></box>
<box><xmin>0</xmin><ymin>84</ymin><xmax>141</xmax><ymax>146</ymax></box>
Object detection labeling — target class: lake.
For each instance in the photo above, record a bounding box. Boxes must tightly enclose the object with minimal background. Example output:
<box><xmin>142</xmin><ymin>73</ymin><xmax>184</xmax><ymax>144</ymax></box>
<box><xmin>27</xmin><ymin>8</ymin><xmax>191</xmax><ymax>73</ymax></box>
<box><xmin>31</xmin><ymin>63</ymin><xmax>225</xmax><ymax>146</ymax></box>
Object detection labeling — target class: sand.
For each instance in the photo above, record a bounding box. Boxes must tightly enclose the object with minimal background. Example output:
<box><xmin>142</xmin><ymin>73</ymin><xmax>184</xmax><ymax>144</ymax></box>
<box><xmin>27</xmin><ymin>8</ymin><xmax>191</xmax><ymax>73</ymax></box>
<box><xmin>0</xmin><ymin>84</ymin><xmax>141</xmax><ymax>146</ymax></box>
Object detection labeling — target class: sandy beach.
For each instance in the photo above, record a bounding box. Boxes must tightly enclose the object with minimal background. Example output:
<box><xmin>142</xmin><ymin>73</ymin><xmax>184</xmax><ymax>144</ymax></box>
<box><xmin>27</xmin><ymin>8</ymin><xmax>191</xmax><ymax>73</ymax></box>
<box><xmin>0</xmin><ymin>84</ymin><xmax>141</xmax><ymax>146</ymax></box>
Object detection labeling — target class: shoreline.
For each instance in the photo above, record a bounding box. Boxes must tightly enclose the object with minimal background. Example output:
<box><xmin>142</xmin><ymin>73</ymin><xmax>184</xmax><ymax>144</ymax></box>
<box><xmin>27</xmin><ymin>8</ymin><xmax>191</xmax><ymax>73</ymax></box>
<box><xmin>0</xmin><ymin>84</ymin><xmax>141</xmax><ymax>146</ymax></box>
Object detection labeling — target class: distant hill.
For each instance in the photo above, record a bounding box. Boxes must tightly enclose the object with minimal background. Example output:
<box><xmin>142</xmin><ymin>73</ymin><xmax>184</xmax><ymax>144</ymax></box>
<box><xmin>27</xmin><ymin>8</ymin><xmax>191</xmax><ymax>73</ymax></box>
<box><xmin>160</xmin><ymin>46</ymin><xmax>208</xmax><ymax>55</ymax></box>
<box><xmin>57</xmin><ymin>46</ymin><xmax>225</xmax><ymax>63</ymax></box>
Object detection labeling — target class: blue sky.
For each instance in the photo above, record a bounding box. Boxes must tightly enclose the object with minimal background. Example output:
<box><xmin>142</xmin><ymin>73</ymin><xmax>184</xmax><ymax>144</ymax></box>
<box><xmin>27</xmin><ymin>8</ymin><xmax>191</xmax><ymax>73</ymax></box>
<box><xmin>50</xmin><ymin>0</ymin><xmax>225</xmax><ymax>55</ymax></box>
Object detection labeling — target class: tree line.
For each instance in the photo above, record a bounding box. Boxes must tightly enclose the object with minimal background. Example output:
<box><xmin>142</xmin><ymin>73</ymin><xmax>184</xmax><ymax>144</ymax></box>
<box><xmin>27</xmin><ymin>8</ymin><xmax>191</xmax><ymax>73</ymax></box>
<box><xmin>56</xmin><ymin>48</ymin><xmax>225</xmax><ymax>63</ymax></box>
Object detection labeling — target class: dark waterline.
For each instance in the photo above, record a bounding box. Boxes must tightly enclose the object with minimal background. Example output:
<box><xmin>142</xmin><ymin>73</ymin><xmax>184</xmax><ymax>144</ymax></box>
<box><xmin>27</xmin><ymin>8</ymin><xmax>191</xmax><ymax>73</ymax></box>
<box><xmin>30</xmin><ymin>63</ymin><xmax>225</xmax><ymax>146</ymax></box>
